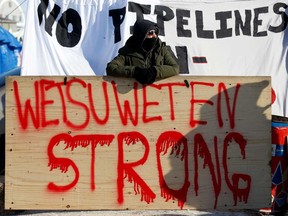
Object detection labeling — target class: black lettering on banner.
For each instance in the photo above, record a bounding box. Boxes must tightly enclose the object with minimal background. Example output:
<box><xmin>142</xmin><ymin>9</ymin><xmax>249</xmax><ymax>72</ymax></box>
<box><xmin>176</xmin><ymin>46</ymin><xmax>189</xmax><ymax>74</ymax></box>
<box><xmin>38</xmin><ymin>0</ymin><xmax>49</xmax><ymax>25</ymax></box>
<box><xmin>269</xmin><ymin>3</ymin><xmax>288</xmax><ymax>33</ymax></box>
<box><xmin>253</xmin><ymin>7</ymin><xmax>268</xmax><ymax>37</ymax></box>
<box><xmin>154</xmin><ymin>6</ymin><xmax>174</xmax><ymax>36</ymax></box>
<box><xmin>56</xmin><ymin>9</ymin><xmax>82</xmax><ymax>47</ymax></box>
<box><xmin>38</xmin><ymin>0</ymin><xmax>61</xmax><ymax>36</ymax></box>
<box><xmin>167</xmin><ymin>46</ymin><xmax>189</xmax><ymax>74</ymax></box>
<box><xmin>192</xmin><ymin>56</ymin><xmax>207</xmax><ymax>64</ymax></box>
<box><xmin>36</xmin><ymin>1</ymin><xmax>288</xmax><ymax>53</ymax></box>
<box><xmin>195</xmin><ymin>10</ymin><xmax>214</xmax><ymax>39</ymax></box>
<box><xmin>176</xmin><ymin>9</ymin><xmax>192</xmax><ymax>37</ymax></box>
<box><xmin>109</xmin><ymin>7</ymin><xmax>126</xmax><ymax>43</ymax></box>
<box><xmin>47</xmin><ymin>6</ymin><xmax>61</xmax><ymax>36</ymax></box>
<box><xmin>37</xmin><ymin>0</ymin><xmax>82</xmax><ymax>47</ymax></box>
<box><xmin>215</xmin><ymin>11</ymin><xmax>232</xmax><ymax>38</ymax></box>
<box><xmin>128</xmin><ymin>2</ymin><xmax>151</xmax><ymax>34</ymax></box>
<box><xmin>235</xmin><ymin>10</ymin><xmax>252</xmax><ymax>36</ymax></box>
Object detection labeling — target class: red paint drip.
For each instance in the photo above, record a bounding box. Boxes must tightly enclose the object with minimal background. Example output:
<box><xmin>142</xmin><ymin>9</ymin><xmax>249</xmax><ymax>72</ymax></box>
<box><xmin>117</xmin><ymin>132</ymin><xmax>156</xmax><ymax>205</ymax></box>
<box><xmin>61</xmin><ymin>134</ymin><xmax>114</xmax><ymax>151</ymax></box>
<box><xmin>223</xmin><ymin>132</ymin><xmax>251</xmax><ymax>206</ymax></box>
<box><xmin>47</xmin><ymin>133</ymin><xmax>114</xmax><ymax>192</ymax></box>
<box><xmin>232</xmin><ymin>174</ymin><xmax>251</xmax><ymax>205</ymax></box>
<box><xmin>112</xmin><ymin>81</ymin><xmax>139</xmax><ymax>126</ymax></box>
<box><xmin>217</xmin><ymin>83</ymin><xmax>240</xmax><ymax>129</ymax></box>
<box><xmin>88</xmin><ymin>82</ymin><xmax>110</xmax><ymax>125</ymax></box>
<box><xmin>156</xmin><ymin>131</ymin><xmax>190</xmax><ymax>209</ymax></box>
<box><xmin>189</xmin><ymin>81</ymin><xmax>214</xmax><ymax>128</ymax></box>
<box><xmin>13</xmin><ymin>80</ymin><xmax>40</xmax><ymax>130</ymax></box>
<box><xmin>194</xmin><ymin>134</ymin><xmax>221</xmax><ymax>209</ymax></box>
<box><xmin>124</xmin><ymin>168</ymin><xmax>154</xmax><ymax>204</ymax></box>
<box><xmin>65</xmin><ymin>79</ymin><xmax>90</xmax><ymax>130</ymax></box>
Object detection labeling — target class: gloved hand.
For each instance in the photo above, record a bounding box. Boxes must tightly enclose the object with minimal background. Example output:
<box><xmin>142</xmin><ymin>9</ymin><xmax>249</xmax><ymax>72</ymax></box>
<box><xmin>134</xmin><ymin>67</ymin><xmax>157</xmax><ymax>84</ymax></box>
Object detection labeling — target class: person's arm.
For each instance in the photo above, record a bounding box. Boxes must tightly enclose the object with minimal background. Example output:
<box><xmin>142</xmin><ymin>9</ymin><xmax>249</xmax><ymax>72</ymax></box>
<box><xmin>107</xmin><ymin>54</ymin><xmax>156</xmax><ymax>84</ymax></box>
<box><xmin>106</xmin><ymin>55</ymin><xmax>136</xmax><ymax>77</ymax></box>
<box><xmin>154</xmin><ymin>46</ymin><xmax>180</xmax><ymax>79</ymax></box>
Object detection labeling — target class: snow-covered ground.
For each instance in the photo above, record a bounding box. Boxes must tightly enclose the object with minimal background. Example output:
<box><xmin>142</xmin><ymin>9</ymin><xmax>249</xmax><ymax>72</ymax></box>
<box><xmin>2</xmin><ymin>209</ymin><xmax>266</xmax><ymax>216</ymax></box>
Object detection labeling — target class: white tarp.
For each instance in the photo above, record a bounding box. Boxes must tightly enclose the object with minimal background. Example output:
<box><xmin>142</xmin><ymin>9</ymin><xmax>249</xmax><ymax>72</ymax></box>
<box><xmin>21</xmin><ymin>0</ymin><xmax>288</xmax><ymax>117</ymax></box>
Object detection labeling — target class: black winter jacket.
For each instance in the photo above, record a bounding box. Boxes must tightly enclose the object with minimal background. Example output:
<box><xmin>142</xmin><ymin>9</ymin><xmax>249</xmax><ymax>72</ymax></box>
<box><xmin>106</xmin><ymin>19</ymin><xmax>179</xmax><ymax>79</ymax></box>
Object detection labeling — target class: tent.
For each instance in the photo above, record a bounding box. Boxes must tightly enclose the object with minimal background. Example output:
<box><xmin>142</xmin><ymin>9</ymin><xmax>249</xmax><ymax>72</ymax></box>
<box><xmin>0</xmin><ymin>26</ymin><xmax>22</xmax><ymax>74</ymax></box>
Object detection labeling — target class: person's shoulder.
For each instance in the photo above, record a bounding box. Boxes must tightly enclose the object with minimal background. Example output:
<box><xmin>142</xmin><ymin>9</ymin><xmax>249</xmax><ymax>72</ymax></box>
<box><xmin>119</xmin><ymin>36</ymin><xmax>136</xmax><ymax>54</ymax></box>
<box><xmin>157</xmin><ymin>40</ymin><xmax>169</xmax><ymax>53</ymax></box>
<box><xmin>157</xmin><ymin>38</ymin><xmax>167</xmax><ymax>48</ymax></box>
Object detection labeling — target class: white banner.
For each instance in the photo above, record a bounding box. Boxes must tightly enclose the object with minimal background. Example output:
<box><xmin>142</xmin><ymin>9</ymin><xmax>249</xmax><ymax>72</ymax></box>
<box><xmin>21</xmin><ymin>0</ymin><xmax>288</xmax><ymax>117</ymax></box>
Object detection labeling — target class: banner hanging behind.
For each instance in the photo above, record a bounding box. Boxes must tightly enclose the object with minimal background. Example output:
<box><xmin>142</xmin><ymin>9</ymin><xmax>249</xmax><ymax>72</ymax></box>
<box><xmin>21</xmin><ymin>0</ymin><xmax>288</xmax><ymax>116</ymax></box>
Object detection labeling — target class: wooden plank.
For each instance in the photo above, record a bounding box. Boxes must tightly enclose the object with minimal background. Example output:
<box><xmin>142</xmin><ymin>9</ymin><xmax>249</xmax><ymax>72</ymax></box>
<box><xmin>5</xmin><ymin>76</ymin><xmax>271</xmax><ymax>210</ymax></box>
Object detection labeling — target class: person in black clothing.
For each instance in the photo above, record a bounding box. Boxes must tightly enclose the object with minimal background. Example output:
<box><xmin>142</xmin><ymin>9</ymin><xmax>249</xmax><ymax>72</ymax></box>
<box><xmin>106</xmin><ymin>19</ymin><xmax>179</xmax><ymax>84</ymax></box>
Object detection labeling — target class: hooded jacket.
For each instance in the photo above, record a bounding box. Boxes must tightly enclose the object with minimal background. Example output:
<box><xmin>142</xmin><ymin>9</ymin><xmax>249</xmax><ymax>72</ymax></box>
<box><xmin>106</xmin><ymin>19</ymin><xmax>179</xmax><ymax>78</ymax></box>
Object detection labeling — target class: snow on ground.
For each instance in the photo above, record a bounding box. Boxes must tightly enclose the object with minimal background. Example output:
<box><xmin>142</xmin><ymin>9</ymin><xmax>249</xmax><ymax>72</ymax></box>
<box><xmin>2</xmin><ymin>209</ymin><xmax>264</xmax><ymax>216</ymax></box>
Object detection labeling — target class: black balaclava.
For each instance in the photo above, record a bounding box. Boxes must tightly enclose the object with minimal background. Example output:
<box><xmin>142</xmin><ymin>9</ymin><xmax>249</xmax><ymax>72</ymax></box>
<box><xmin>142</xmin><ymin>37</ymin><xmax>157</xmax><ymax>52</ymax></box>
<box><xmin>132</xmin><ymin>19</ymin><xmax>159</xmax><ymax>53</ymax></box>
